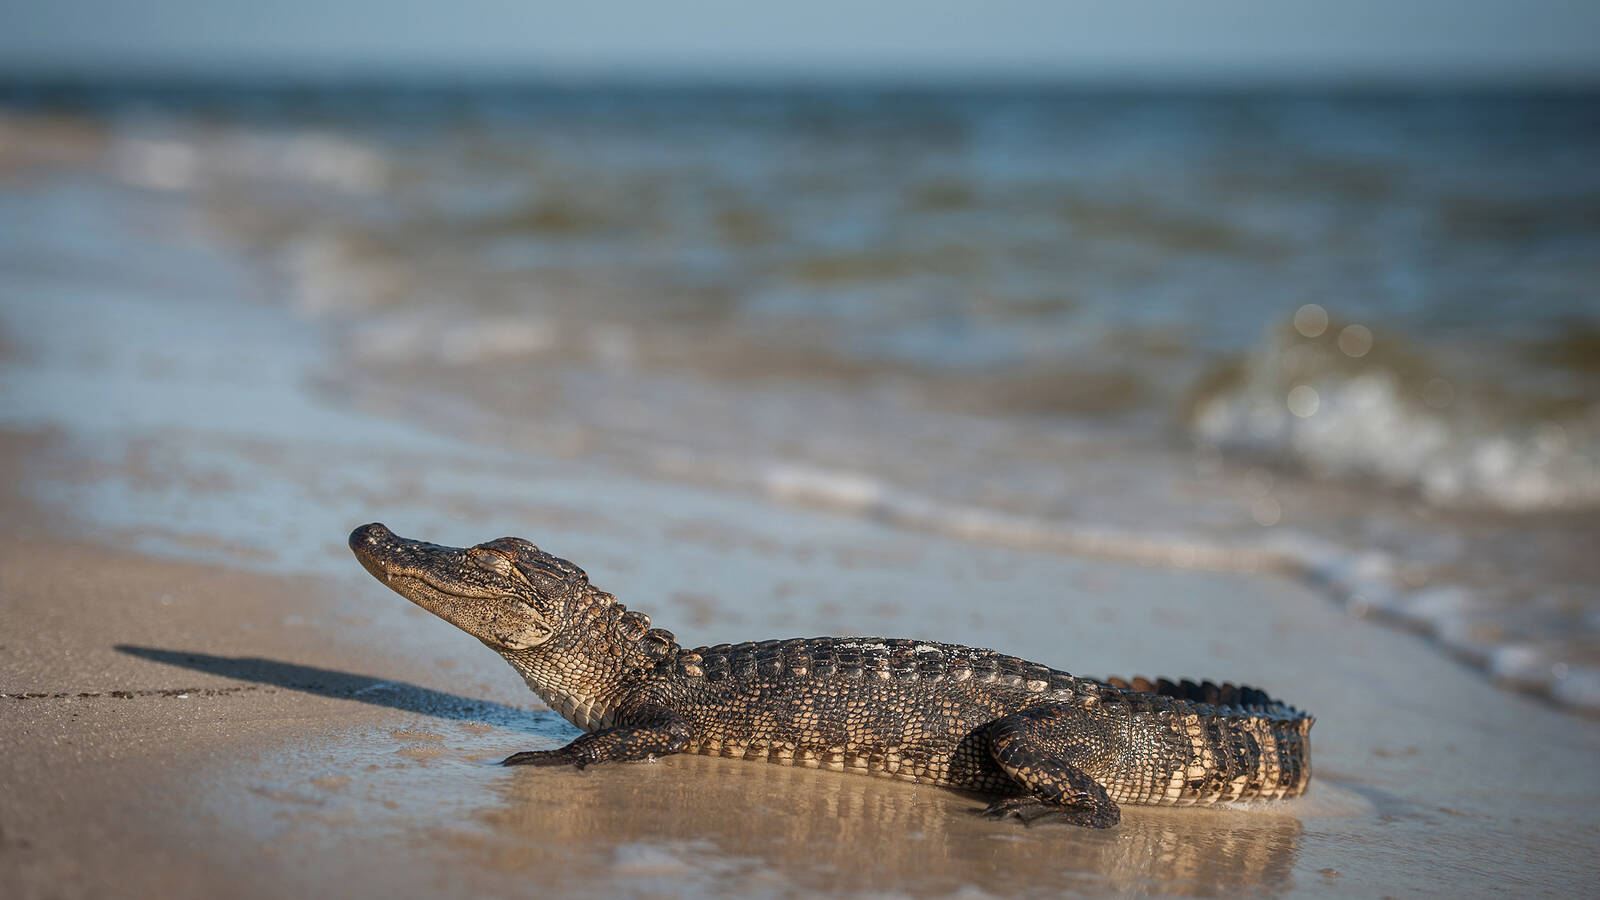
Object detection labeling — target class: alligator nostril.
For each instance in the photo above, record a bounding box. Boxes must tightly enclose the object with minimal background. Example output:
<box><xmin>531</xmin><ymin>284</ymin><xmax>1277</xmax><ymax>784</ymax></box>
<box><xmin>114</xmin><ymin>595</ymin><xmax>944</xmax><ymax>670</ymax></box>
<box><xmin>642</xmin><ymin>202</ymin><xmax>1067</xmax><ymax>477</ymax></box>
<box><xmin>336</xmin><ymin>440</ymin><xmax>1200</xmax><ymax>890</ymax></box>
<box><xmin>349</xmin><ymin>522</ymin><xmax>392</xmax><ymax>550</ymax></box>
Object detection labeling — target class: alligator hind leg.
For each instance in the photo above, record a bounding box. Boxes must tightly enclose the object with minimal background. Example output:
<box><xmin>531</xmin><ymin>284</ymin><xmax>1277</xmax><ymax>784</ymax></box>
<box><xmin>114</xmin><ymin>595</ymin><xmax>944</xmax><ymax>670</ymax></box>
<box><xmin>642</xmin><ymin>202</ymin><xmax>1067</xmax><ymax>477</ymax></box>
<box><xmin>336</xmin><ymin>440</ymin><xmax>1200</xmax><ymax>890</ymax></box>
<box><xmin>978</xmin><ymin>704</ymin><xmax>1122</xmax><ymax>828</ymax></box>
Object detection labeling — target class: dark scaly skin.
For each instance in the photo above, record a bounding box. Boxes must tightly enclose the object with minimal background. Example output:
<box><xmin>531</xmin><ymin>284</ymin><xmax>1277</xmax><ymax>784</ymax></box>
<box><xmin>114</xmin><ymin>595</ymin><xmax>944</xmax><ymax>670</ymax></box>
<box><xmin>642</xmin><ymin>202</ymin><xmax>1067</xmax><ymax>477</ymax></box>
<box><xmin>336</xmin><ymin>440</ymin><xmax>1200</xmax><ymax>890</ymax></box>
<box><xmin>349</xmin><ymin>524</ymin><xmax>1314</xmax><ymax>828</ymax></box>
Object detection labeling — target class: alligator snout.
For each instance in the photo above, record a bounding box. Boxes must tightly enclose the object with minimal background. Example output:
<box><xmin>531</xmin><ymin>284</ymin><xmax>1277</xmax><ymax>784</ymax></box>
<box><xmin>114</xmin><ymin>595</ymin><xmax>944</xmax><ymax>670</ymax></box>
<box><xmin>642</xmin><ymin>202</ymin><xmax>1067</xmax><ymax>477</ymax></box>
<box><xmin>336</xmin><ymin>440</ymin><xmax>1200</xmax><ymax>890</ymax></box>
<box><xmin>348</xmin><ymin>522</ymin><xmax>471</xmax><ymax>584</ymax></box>
<box><xmin>349</xmin><ymin>522</ymin><xmax>399</xmax><ymax>581</ymax></box>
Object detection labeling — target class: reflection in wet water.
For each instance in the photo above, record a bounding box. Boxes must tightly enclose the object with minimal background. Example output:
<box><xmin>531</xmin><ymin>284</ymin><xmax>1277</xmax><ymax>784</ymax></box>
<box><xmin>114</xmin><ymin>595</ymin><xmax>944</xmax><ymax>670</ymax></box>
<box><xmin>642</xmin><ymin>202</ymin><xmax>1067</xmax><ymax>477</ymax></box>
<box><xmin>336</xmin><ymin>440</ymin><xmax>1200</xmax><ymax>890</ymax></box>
<box><xmin>468</xmin><ymin>754</ymin><xmax>1304</xmax><ymax>897</ymax></box>
<box><xmin>214</xmin><ymin>691</ymin><xmax>1306</xmax><ymax>897</ymax></box>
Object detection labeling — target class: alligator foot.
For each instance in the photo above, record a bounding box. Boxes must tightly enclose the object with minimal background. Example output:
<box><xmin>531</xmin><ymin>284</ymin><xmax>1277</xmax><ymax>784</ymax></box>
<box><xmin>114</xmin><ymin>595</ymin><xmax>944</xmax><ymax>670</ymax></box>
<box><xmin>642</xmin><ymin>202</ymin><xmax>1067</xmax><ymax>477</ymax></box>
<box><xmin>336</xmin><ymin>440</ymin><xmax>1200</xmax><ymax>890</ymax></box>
<box><xmin>502</xmin><ymin>713</ymin><xmax>691</xmax><ymax>769</ymax></box>
<box><xmin>980</xmin><ymin>797</ymin><xmax>1120</xmax><ymax>828</ymax></box>
<box><xmin>980</xmin><ymin>703</ymin><xmax>1124</xmax><ymax>829</ymax></box>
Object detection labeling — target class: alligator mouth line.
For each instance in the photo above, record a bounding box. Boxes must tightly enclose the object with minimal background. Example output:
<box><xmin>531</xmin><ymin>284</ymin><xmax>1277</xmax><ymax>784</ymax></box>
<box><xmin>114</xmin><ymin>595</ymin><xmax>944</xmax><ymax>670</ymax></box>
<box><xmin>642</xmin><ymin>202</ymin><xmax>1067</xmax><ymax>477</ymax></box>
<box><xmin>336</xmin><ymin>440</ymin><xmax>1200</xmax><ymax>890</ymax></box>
<box><xmin>351</xmin><ymin>543</ymin><xmax>457</xmax><ymax>609</ymax></box>
<box><xmin>351</xmin><ymin>545</ymin><xmax>395</xmax><ymax>583</ymax></box>
<box><xmin>350</xmin><ymin>524</ymin><xmax>496</xmax><ymax>598</ymax></box>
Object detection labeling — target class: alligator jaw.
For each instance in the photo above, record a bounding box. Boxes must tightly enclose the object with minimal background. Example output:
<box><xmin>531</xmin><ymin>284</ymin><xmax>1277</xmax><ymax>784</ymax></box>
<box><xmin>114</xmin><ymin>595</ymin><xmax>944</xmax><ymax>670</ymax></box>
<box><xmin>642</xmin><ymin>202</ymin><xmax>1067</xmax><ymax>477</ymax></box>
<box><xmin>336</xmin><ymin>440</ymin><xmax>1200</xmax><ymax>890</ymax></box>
<box><xmin>351</xmin><ymin>522</ymin><xmax>448</xmax><ymax>578</ymax></box>
<box><xmin>350</xmin><ymin>523</ymin><xmax>454</xmax><ymax>612</ymax></box>
<box><xmin>349</xmin><ymin>523</ymin><xmax>493</xmax><ymax>594</ymax></box>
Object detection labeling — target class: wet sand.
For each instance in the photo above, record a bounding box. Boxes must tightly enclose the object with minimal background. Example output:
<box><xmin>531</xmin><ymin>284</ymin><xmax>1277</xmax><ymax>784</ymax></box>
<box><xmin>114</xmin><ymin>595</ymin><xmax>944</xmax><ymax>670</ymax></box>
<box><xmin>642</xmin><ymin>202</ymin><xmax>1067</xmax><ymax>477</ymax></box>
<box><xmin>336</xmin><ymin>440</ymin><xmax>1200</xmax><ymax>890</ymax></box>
<box><xmin>3</xmin><ymin>110</ymin><xmax>1600</xmax><ymax>898</ymax></box>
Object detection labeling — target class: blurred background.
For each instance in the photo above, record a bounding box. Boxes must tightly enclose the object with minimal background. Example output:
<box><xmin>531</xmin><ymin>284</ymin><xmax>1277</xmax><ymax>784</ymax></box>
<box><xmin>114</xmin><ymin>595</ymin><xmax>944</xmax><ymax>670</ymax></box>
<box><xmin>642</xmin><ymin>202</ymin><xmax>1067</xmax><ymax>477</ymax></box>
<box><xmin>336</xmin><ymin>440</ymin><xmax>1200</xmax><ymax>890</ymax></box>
<box><xmin>2</xmin><ymin>1</ymin><xmax>1598</xmax><ymax>708</ymax></box>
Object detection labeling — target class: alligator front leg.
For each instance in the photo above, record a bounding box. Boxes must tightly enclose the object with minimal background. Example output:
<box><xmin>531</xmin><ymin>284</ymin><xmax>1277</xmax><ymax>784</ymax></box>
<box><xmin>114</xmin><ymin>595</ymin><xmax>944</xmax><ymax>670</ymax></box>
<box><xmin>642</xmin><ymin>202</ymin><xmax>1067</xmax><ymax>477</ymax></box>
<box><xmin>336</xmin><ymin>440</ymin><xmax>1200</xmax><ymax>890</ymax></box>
<box><xmin>977</xmin><ymin>703</ymin><xmax>1123</xmax><ymax>828</ymax></box>
<box><xmin>502</xmin><ymin>706</ymin><xmax>691</xmax><ymax>769</ymax></box>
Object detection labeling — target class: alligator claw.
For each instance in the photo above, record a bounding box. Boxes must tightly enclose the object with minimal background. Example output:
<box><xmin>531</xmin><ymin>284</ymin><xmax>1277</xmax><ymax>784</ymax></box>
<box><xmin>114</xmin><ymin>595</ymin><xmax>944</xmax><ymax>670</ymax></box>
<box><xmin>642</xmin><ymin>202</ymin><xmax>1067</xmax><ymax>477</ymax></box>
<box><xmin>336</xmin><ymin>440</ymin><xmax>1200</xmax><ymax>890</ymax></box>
<box><xmin>980</xmin><ymin>797</ymin><xmax>1047</xmax><ymax>824</ymax></box>
<box><xmin>979</xmin><ymin>797</ymin><xmax>1119</xmax><ymax>828</ymax></box>
<box><xmin>501</xmin><ymin>749</ymin><xmax>577</xmax><ymax>767</ymax></box>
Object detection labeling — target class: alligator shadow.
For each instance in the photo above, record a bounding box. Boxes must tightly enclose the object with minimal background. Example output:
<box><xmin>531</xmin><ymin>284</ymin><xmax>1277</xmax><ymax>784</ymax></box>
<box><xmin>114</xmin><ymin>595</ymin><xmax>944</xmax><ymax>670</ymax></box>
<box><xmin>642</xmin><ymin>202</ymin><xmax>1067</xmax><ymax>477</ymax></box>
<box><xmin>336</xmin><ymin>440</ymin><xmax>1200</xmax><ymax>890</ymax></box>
<box><xmin>115</xmin><ymin>644</ymin><xmax>559</xmax><ymax>735</ymax></box>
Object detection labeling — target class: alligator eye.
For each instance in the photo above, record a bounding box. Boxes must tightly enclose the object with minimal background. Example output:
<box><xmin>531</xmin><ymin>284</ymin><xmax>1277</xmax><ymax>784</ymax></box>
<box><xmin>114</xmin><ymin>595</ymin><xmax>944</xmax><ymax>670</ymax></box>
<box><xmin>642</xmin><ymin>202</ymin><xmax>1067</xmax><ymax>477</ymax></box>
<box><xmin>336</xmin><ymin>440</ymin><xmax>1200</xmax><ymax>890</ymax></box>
<box><xmin>469</xmin><ymin>548</ymin><xmax>514</xmax><ymax>575</ymax></box>
<box><xmin>521</xmin><ymin>563</ymin><xmax>565</xmax><ymax>581</ymax></box>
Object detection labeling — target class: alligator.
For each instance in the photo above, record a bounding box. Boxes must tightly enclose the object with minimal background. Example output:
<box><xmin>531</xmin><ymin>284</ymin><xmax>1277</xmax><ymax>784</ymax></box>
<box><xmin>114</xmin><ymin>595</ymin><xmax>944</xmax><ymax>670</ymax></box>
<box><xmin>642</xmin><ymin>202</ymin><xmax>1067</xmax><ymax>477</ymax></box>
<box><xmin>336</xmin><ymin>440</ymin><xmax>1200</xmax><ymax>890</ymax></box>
<box><xmin>349</xmin><ymin>523</ymin><xmax>1314</xmax><ymax>827</ymax></box>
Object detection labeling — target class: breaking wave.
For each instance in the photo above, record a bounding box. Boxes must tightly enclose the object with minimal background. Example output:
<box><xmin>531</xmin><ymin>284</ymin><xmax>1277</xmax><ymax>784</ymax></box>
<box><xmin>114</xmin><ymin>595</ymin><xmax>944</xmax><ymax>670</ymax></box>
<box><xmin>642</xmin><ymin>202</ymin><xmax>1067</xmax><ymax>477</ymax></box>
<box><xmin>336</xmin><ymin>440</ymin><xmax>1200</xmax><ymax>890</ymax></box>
<box><xmin>1186</xmin><ymin>313</ymin><xmax>1600</xmax><ymax>512</ymax></box>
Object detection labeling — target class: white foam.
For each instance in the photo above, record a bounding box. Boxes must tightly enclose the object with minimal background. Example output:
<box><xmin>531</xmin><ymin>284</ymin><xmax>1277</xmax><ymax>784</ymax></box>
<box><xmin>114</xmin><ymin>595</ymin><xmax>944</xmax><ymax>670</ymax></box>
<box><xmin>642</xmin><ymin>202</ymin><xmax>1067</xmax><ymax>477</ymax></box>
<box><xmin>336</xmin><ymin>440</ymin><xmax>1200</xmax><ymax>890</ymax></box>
<box><xmin>1490</xmin><ymin>644</ymin><xmax>1557</xmax><ymax>692</ymax></box>
<box><xmin>347</xmin><ymin>312</ymin><xmax>558</xmax><ymax>365</ymax></box>
<box><xmin>1549</xmin><ymin>666</ymin><xmax>1600</xmax><ymax>714</ymax></box>
<box><xmin>112</xmin><ymin>131</ymin><xmax>387</xmax><ymax>195</ymax></box>
<box><xmin>761</xmin><ymin>464</ymin><xmax>888</xmax><ymax>513</ymax></box>
<box><xmin>1190</xmin><ymin>323</ymin><xmax>1600</xmax><ymax>512</ymax></box>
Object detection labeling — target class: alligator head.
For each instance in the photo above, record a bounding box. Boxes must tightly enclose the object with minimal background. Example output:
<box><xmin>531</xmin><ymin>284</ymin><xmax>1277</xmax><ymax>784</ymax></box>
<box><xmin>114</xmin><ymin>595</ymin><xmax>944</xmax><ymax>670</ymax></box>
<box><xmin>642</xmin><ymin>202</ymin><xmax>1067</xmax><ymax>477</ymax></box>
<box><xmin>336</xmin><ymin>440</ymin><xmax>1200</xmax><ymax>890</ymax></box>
<box><xmin>348</xmin><ymin>522</ymin><xmax>590</xmax><ymax>652</ymax></box>
<box><xmin>351</xmin><ymin>522</ymin><xmax>677</xmax><ymax>730</ymax></box>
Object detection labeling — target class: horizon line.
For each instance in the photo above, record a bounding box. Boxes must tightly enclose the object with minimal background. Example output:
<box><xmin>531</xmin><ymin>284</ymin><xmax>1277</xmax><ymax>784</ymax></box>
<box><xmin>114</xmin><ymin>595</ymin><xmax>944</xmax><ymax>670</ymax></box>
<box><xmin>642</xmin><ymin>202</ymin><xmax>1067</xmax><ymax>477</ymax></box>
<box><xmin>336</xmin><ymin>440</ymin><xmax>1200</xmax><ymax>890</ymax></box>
<box><xmin>3</xmin><ymin>63</ymin><xmax>1600</xmax><ymax>94</ymax></box>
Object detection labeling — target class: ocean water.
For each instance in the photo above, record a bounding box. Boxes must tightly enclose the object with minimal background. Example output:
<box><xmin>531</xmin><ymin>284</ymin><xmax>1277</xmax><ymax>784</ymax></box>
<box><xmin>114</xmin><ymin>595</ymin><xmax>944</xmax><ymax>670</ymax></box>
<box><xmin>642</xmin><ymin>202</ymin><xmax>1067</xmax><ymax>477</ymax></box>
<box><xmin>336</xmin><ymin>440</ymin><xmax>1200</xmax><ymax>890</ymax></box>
<box><xmin>2</xmin><ymin>84</ymin><xmax>1598</xmax><ymax>710</ymax></box>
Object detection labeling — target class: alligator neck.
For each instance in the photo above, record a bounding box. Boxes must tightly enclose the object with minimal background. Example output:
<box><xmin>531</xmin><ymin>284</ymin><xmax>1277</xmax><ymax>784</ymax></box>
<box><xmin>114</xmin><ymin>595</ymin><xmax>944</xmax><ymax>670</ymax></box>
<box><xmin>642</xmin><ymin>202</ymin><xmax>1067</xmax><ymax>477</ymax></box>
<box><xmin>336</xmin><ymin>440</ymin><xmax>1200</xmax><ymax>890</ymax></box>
<box><xmin>503</xmin><ymin>593</ymin><xmax>678</xmax><ymax>731</ymax></box>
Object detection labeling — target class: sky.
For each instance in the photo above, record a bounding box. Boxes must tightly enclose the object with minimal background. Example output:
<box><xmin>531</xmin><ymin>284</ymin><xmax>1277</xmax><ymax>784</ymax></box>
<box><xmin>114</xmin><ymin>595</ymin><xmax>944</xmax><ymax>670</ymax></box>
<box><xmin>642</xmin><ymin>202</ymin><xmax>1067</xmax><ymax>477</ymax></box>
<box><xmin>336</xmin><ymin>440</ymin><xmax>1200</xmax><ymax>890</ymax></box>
<box><xmin>0</xmin><ymin>0</ymin><xmax>1597</xmax><ymax>84</ymax></box>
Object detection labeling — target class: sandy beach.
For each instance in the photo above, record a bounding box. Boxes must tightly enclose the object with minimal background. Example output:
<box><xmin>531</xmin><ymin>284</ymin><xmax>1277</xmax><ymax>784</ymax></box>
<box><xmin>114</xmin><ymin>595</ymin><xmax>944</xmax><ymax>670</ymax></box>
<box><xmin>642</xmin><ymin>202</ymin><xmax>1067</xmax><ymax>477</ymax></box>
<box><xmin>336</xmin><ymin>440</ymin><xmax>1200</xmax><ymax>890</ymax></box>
<box><xmin>4</xmin><ymin>101</ymin><xmax>1600</xmax><ymax>897</ymax></box>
